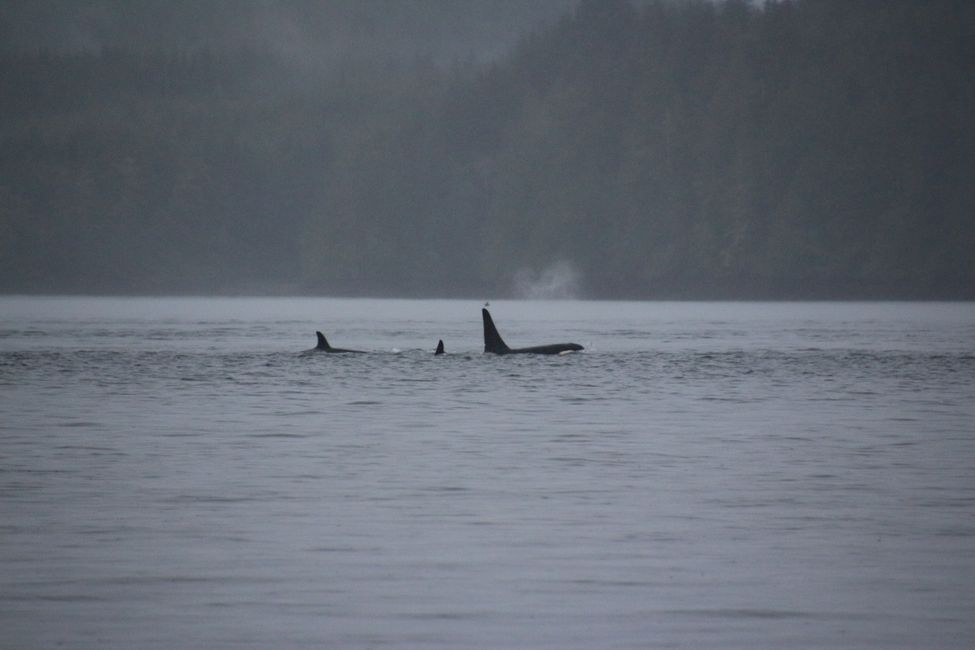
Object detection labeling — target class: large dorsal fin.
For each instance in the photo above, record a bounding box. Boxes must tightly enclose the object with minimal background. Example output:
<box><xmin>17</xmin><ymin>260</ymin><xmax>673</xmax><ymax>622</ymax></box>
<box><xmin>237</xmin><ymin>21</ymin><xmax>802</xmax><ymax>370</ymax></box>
<box><xmin>315</xmin><ymin>331</ymin><xmax>331</xmax><ymax>350</ymax></box>
<box><xmin>435</xmin><ymin>339</ymin><xmax>445</xmax><ymax>355</ymax></box>
<box><xmin>482</xmin><ymin>309</ymin><xmax>510</xmax><ymax>354</ymax></box>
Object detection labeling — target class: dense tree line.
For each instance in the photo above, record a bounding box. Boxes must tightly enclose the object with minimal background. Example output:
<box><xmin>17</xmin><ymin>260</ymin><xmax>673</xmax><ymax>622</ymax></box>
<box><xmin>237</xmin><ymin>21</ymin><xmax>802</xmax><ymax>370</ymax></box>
<box><xmin>2</xmin><ymin>0</ymin><xmax>973</xmax><ymax>298</ymax></box>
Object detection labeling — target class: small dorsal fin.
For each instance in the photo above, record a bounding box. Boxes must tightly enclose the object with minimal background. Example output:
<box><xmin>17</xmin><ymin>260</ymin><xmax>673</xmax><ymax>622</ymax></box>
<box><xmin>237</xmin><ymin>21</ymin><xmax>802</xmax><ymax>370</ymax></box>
<box><xmin>482</xmin><ymin>308</ymin><xmax>510</xmax><ymax>354</ymax></box>
<box><xmin>315</xmin><ymin>331</ymin><xmax>331</xmax><ymax>350</ymax></box>
<box><xmin>435</xmin><ymin>339</ymin><xmax>445</xmax><ymax>355</ymax></box>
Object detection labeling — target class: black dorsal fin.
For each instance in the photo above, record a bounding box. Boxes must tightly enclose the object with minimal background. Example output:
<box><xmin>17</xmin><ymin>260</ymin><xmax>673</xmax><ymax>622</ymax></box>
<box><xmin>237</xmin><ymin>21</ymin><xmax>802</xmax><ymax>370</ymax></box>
<box><xmin>435</xmin><ymin>339</ymin><xmax>445</xmax><ymax>355</ymax></box>
<box><xmin>482</xmin><ymin>309</ymin><xmax>510</xmax><ymax>354</ymax></box>
<box><xmin>315</xmin><ymin>331</ymin><xmax>331</xmax><ymax>350</ymax></box>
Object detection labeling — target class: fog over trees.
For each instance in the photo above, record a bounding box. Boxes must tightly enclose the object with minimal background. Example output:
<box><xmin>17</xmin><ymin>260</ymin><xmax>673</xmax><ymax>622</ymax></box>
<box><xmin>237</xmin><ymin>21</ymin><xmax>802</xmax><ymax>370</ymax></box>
<box><xmin>1</xmin><ymin>0</ymin><xmax>973</xmax><ymax>298</ymax></box>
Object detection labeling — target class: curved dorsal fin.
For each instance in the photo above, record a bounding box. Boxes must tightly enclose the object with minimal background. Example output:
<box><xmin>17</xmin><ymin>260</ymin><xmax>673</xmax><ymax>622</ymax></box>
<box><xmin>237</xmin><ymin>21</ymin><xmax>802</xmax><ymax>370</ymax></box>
<box><xmin>315</xmin><ymin>331</ymin><xmax>331</xmax><ymax>350</ymax></box>
<box><xmin>482</xmin><ymin>309</ymin><xmax>510</xmax><ymax>354</ymax></box>
<box><xmin>435</xmin><ymin>339</ymin><xmax>445</xmax><ymax>355</ymax></box>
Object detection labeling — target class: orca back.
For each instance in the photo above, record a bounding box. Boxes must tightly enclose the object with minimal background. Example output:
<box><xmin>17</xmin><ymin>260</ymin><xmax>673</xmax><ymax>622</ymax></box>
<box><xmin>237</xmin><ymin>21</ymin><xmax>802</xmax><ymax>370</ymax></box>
<box><xmin>313</xmin><ymin>330</ymin><xmax>366</xmax><ymax>353</ymax></box>
<box><xmin>482</xmin><ymin>308</ymin><xmax>583</xmax><ymax>355</ymax></box>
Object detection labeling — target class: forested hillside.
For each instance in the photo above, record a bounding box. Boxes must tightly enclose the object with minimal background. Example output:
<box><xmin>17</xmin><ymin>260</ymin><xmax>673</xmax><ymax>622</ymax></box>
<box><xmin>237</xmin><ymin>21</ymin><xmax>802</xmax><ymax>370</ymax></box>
<box><xmin>2</xmin><ymin>0</ymin><xmax>973</xmax><ymax>298</ymax></box>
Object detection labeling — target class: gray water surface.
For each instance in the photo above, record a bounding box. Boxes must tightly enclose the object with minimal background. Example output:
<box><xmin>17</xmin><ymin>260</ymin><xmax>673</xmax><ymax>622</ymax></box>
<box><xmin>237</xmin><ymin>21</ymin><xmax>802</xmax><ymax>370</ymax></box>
<box><xmin>2</xmin><ymin>298</ymin><xmax>974</xmax><ymax>648</ymax></box>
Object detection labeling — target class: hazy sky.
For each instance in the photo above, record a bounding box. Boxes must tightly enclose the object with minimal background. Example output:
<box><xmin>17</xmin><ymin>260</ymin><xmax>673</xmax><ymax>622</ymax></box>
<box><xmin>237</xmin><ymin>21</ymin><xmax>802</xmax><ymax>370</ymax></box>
<box><xmin>0</xmin><ymin>0</ymin><xmax>579</xmax><ymax>63</ymax></box>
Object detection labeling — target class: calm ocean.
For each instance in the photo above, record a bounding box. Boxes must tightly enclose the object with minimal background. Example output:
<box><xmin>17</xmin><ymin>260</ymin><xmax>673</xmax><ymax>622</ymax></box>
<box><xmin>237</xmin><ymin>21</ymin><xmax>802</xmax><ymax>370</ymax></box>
<box><xmin>2</xmin><ymin>297</ymin><xmax>974</xmax><ymax>648</ymax></box>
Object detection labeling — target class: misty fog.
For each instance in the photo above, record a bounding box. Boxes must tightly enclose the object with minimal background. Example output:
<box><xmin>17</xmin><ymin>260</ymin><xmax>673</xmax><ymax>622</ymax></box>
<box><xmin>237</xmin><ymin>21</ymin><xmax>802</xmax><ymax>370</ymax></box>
<box><xmin>1</xmin><ymin>0</ymin><xmax>973</xmax><ymax>298</ymax></box>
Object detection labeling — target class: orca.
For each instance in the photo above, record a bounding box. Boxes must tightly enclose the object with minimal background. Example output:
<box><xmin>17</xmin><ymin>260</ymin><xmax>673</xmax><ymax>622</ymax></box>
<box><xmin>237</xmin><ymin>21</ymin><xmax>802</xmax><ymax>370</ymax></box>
<box><xmin>314</xmin><ymin>331</ymin><xmax>365</xmax><ymax>354</ymax></box>
<box><xmin>482</xmin><ymin>308</ymin><xmax>583</xmax><ymax>355</ymax></box>
<box><xmin>435</xmin><ymin>340</ymin><xmax>445</xmax><ymax>355</ymax></box>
